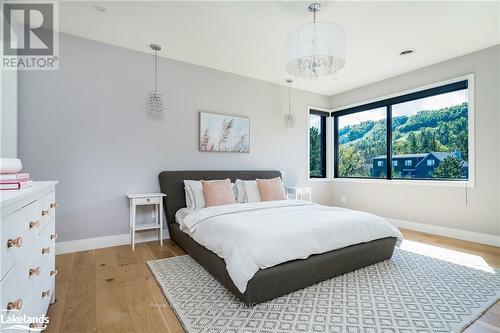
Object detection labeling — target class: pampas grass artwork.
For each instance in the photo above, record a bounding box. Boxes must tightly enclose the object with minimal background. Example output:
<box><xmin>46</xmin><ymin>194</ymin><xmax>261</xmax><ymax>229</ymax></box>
<box><xmin>199</xmin><ymin>112</ymin><xmax>250</xmax><ymax>153</ymax></box>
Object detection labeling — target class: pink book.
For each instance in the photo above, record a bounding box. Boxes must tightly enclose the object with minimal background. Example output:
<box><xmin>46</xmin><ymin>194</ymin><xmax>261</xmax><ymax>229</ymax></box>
<box><xmin>0</xmin><ymin>173</ymin><xmax>30</xmax><ymax>181</ymax></box>
<box><xmin>0</xmin><ymin>180</ymin><xmax>33</xmax><ymax>190</ymax></box>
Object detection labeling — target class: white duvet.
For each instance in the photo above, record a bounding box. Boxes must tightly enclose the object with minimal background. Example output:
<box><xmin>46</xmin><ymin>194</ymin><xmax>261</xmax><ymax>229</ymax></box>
<box><xmin>176</xmin><ymin>200</ymin><xmax>403</xmax><ymax>293</ymax></box>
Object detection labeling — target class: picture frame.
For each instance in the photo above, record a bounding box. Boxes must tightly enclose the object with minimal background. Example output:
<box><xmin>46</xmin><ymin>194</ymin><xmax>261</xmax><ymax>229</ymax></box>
<box><xmin>199</xmin><ymin>112</ymin><xmax>250</xmax><ymax>153</ymax></box>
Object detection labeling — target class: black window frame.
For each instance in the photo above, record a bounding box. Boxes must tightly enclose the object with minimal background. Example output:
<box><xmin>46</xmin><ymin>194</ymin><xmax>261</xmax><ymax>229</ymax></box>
<box><xmin>333</xmin><ymin>80</ymin><xmax>469</xmax><ymax>181</ymax></box>
<box><xmin>309</xmin><ymin>109</ymin><xmax>329</xmax><ymax>178</ymax></box>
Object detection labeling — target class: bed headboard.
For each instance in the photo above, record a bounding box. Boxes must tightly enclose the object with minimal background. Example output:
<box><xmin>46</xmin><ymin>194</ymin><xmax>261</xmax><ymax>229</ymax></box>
<box><xmin>158</xmin><ymin>170</ymin><xmax>281</xmax><ymax>228</ymax></box>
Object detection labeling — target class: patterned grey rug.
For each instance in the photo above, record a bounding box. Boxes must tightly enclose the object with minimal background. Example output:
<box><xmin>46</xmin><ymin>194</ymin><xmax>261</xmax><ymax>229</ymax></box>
<box><xmin>147</xmin><ymin>248</ymin><xmax>500</xmax><ymax>333</ymax></box>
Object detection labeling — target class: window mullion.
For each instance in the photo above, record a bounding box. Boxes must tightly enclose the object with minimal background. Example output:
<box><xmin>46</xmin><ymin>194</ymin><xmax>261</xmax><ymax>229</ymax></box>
<box><xmin>333</xmin><ymin>116</ymin><xmax>339</xmax><ymax>178</ymax></box>
<box><xmin>386</xmin><ymin>105</ymin><xmax>392</xmax><ymax>180</ymax></box>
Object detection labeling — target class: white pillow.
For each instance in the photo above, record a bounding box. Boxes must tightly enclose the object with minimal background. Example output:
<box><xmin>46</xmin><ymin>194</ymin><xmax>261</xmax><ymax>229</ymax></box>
<box><xmin>183</xmin><ymin>180</ymin><xmax>206</xmax><ymax>209</ymax></box>
<box><xmin>184</xmin><ymin>186</ymin><xmax>195</xmax><ymax>209</ymax></box>
<box><xmin>242</xmin><ymin>180</ymin><xmax>261</xmax><ymax>203</ymax></box>
<box><xmin>184</xmin><ymin>180</ymin><xmax>238</xmax><ymax>209</ymax></box>
<box><xmin>234</xmin><ymin>179</ymin><xmax>246</xmax><ymax>203</ymax></box>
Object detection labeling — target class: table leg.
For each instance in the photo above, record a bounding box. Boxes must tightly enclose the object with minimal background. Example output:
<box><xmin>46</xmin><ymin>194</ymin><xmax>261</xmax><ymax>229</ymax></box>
<box><xmin>131</xmin><ymin>203</ymin><xmax>136</xmax><ymax>250</ymax></box>
<box><xmin>159</xmin><ymin>202</ymin><xmax>164</xmax><ymax>246</ymax></box>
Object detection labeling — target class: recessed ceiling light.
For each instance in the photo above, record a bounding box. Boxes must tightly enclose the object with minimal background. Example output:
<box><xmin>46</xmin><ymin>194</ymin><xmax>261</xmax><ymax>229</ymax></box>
<box><xmin>92</xmin><ymin>4</ymin><xmax>106</xmax><ymax>12</ymax></box>
<box><xmin>399</xmin><ymin>49</ymin><xmax>415</xmax><ymax>56</ymax></box>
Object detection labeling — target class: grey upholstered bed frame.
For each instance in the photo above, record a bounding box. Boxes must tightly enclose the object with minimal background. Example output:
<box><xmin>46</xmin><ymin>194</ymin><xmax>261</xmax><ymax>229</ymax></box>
<box><xmin>158</xmin><ymin>170</ymin><xmax>397</xmax><ymax>306</ymax></box>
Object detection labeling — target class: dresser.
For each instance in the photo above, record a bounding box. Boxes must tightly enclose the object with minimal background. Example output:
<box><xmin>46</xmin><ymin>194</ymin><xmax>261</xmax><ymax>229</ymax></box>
<box><xmin>1</xmin><ymin>181</ymin><xmax>58</xmax><ymax>331</ymax></box>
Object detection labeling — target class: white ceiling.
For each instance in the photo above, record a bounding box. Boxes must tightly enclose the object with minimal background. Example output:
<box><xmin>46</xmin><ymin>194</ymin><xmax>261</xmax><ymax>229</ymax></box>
<box><xmin>58</xmin><ymin>1</ymin><xmax>500</xmax><ymax>96</ymax></box>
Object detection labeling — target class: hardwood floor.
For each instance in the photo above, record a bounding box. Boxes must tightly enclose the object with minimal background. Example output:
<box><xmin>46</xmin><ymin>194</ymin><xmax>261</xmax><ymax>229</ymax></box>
<box><xmin>46</xmin><ymin>229</ymin><xmax>500</xmax><ymax>333</ymax></box>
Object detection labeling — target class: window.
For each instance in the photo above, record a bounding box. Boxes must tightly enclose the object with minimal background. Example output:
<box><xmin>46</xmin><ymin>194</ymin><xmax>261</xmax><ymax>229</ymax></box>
<box><xmin>334</xmin><ymin>79</ymin><xmax>469</xmax><ymax>181</ymax></box>
<box><xmin>335</xmin><ymin>107</ymin><xmax>387</xmax><ymax>178</ymax></box>
<box><xmin>309</xmin><ymin>110</ymin><xmax>329</xmax><ymax>178</ymax></box>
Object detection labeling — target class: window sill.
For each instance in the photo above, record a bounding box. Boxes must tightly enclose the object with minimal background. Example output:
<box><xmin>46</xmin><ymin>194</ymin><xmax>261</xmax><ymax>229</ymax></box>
<box><xmin>331</xmin><ymin>177</ymin><xmax>474</xmax><ymax>188</ymax></box>
<box><xmin>308</xmin><ymin>178</ymin><xmax>335</xmax><ymax>183</ymax></box>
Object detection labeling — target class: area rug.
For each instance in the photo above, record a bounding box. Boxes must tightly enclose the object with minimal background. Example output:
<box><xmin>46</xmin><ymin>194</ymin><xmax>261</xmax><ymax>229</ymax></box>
<box><xmin>147</xmin><ymin>248</ymin><xmax>500</xmax><ymax>333</ymax></box>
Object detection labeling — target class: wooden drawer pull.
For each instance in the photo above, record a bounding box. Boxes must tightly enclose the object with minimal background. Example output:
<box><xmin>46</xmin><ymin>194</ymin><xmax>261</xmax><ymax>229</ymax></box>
<box><xmin>41</xmin><ymin>247</ymin><xmax>50</xmax><ymax>254</ymax></box>
<box><xmin>29</xmin><ymin>267</ymin><xmax>41</xmax><ymax>276</ymax></box>
<box><xmin>29</xmin><ymin>220</ymin><xmax>41</xmax><ymax>229</ymax></box>
<box><xmin>41</xmin><ymin>290</ymin><xmax>50</xmax><ymax>298</ymax></box>
<box><xmin>50</xmin><ymin>234</ymin><xmax>58</xmax><ymax>240</ymax></box>
<box><xmin>50</xmin><ymin>269</ymin><xmax>58</xmax><ymax>276</ymax></box>
<box><xmin>7</xmin><ymin>236</ymin><xmax>22</xmax><ymax>248</ymax></box>
<box><xmin>6</xmin><ymin>298</ymin><xmax>22</xmax><ymax>310</ymax></box>
<box><xmin>42</xmin><ymin>210</ymin><xmax>49</xmax><ymax>216</ymax></box>
<box><xmin>50</xmin><ymin>202</ymin><xmax>58</xmax><ymax>208</ymax></box>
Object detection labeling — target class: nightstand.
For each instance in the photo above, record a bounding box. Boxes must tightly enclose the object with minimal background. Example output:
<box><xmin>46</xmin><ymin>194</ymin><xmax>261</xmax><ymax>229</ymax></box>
<box><xmin>126</xmin><ymin>193</ymin><xmax>166</xmax><ymax>250</ymax></box>
<box><xmin>285</xmin><ymin>186</ymin><xmax>313</xmax><ymax>201</ymax></box>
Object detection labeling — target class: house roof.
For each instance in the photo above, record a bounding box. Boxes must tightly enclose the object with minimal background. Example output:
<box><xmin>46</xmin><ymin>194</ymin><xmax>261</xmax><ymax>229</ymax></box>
<box><xmin>374</xmin><ymin>153</ymin><xmax>428</xmax><ymax>159</ymax></box>
<box><xmin>427</xmin><ymin>152</ymin><xmax>469</xmax><ymax>167</ymax></box>
<box><xmin>373</xmin><ymin>152</ymin><xmax>469</xmax><ymax>167</ymax></box>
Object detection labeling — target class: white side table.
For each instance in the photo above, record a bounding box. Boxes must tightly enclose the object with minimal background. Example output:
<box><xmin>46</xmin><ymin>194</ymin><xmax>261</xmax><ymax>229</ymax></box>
<box><xmin>285</xmin><ymin>186</ymin><xmax>313</xmax><ymax>201</ymax></box>
<box><xmin>126</xmin><ymin>193</ymin><xmax>166</xmax><ymax>250</ymax></box>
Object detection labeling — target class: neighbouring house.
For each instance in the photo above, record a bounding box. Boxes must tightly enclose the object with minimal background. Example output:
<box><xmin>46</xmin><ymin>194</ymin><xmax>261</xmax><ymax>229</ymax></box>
<box><xmin>371</xmin><ymin>152</ymin><xmax>468</xmax><ymax>179</ymax></box>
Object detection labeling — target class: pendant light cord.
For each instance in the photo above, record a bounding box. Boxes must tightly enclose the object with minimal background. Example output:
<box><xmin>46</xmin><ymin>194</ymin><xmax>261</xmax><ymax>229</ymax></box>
<box><xmin>154</xmin><ymin>50</ymin><xmax>158</xmax><ymax>92</ymax></box>
<box><xmin>288</xmin><ymin>82</ymin><xmax>291</xmax><ymax>115</ymax></box>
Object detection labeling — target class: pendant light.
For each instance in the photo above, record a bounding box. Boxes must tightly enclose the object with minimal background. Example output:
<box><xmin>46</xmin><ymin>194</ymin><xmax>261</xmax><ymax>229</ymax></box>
<box><xmin>284</xmin><ymin>79</ymin><xmax>295</xmax><ymax>127</ymax></box>
<box><xmin>285</xmin><ymin>3</ymin><xmax>346</xmax><ymax>78</ymax></box>
<box><xmin>148</xmin><ymin>44</ymin><xmax>166</xmax><ymax>113</ymax></box>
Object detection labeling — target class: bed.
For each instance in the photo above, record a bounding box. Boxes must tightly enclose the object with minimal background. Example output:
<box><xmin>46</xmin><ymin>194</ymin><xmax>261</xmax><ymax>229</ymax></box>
<box><xmin>159</xmin><ymin>170</ymin><xmax>400</xmax><ymax>306</ymax></box>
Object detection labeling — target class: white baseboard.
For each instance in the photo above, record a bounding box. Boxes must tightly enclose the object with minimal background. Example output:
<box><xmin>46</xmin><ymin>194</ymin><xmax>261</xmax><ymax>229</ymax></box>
<box><xmin>56</xmin><ymin>230</ymin><xmax>169</xmax><ymax>255</ymax></box>
<box><xmin>387</xmin><ymin>217</ymin><xmax>500</xmax><ymax>247</ymax></box>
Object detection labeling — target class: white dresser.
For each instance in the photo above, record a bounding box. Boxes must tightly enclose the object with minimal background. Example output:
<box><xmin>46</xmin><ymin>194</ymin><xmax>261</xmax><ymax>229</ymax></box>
<box><xmin>0</xmin><ymin>181</ymin><xmax>58</xmax><ymax>332</ymax></box>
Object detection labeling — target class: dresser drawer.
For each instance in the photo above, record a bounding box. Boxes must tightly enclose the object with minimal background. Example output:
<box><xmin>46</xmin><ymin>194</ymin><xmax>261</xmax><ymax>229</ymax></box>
<box><xmin>1</xmin><ymin>288</ymin><xmax>34</xmax><ymax>332</ymax></box>
<box><xmin>39</xmin><ymin>196</ymin><xmax>51</xmax><ymax>235</ymax></box>
<box><xmin>1</xmin><ymin>210</ymin><xmax>23</xmax><ymax>279</ymax></box>
<box><xmin>38</xmin><ymin>271</ymin><xmax>55</xmax><ymax>316</ymax></box>
<box><xmin>134</xmin><ymin>197</ymin><xmax>161</xmax><ymax>205</ymax></box>
<box><xmin>47</xmin><ymin>190</ymin><xmax>57</xmax><ymax>215</ymax></box>
<box><xmin>1</xmin><ymin>247</ymin><xmax>36</xmax><ymax>317</ymax></box>
<box><xmin>20</xmin><ymin>200</ymin><xmax>41</xmax><ymax>249</ymax></box>
<box><xmin>1</xmin><ymin>287</ymin><xmax>48</xmax><ymax>332</ymax></box>
<box><xmin>38</xmin><ymin>219</ymin><xmax>56</xmax><ymax>267</ymax></box>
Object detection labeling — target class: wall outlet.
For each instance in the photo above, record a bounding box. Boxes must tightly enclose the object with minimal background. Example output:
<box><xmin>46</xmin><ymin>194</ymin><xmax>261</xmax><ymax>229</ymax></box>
<box><xmin>341</xmin><ymin>195</ymin><xmax>347</xmax><ymax>203</ymax></box>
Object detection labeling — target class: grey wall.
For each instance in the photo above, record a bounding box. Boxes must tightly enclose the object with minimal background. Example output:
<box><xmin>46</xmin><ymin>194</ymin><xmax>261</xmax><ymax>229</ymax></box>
<box><xmin>329</xmin><ymin>45</ymin><xmax>500</xmax><ymax>236</ymax></box>
<box><xmin>18</xmin><ymin>33</ymin><xmax>330</xmax><ymax>242</ymax></box>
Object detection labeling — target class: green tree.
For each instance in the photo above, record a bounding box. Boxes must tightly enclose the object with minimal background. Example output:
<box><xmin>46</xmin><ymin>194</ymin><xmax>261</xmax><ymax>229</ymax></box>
<box><xmin>406</xmin><ymin>132</ymin><xmax>418</xmax><ymax>153</ymax></box>
<box><xmin>309</xmin><ymin>127</ymin><xmax>322</xmax><ymax>176</ymax></box>
<box><xmin>339</xmin><ymin>145</ymin><xmax>365</xmax><ymax>177</ymax></box>
<box><xmin>433</xmin><ymin>156</ymin><xmax>464</xmax><ymax>179</ymax></box>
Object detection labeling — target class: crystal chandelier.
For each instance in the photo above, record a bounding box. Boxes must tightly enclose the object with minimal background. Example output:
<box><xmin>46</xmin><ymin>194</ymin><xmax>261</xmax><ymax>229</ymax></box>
<box><xmin>285</xmin><ymin>3</ymin><xmax>346</xmax><ymax>78</ymax></box>
<box><xmin>148</xmin><ymin>44</ymin><xmax>166</xmax><ymax>113</ymax></box>
<box><xmin>284</xmin><ymin>79</ymin><xmax>295</xmax><ymax>127</ymax></box>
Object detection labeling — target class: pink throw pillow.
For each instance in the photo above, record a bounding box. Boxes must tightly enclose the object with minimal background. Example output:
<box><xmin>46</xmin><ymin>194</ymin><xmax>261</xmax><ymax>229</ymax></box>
<box><xmin>201</xmin><ymin>179</ymin><xmax>236</xmax><ymax>207</ymax></box>
<box><xmin>256</xmin><ymin>177</ymin><xmax>287</xmax><ymax>201</ymax></box>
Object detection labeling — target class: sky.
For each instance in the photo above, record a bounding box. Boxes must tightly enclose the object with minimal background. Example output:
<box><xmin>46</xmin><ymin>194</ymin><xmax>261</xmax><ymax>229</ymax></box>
<box><xmin>336</xmin><ymin>89</ymin><xmax>468</xmax><ymax>129</ymax></box>
<box><xmin>310</xmin><ymin>114</ymin><xmax>322</xmax><ymax>131</ymax></box>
